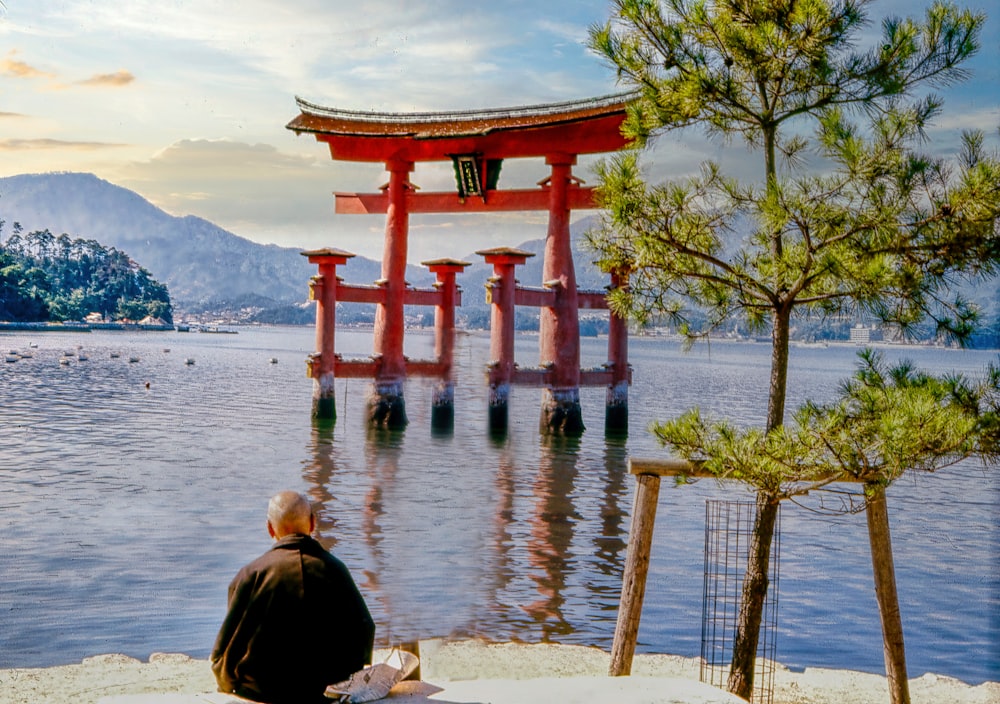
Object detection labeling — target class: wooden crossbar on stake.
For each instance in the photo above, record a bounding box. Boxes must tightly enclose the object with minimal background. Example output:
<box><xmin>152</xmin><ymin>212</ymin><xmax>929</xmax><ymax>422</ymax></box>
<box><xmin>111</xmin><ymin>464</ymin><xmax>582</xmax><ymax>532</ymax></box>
<box><xmin>610</xmin><ymin>457</ymin><xmax>866</xmax><ymax>678</ymax></box>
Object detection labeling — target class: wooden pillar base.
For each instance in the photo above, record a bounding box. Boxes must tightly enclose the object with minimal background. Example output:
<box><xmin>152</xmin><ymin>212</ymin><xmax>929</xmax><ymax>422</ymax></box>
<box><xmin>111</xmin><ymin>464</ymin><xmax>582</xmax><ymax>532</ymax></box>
<box><xmin>312</xmin><ymin>372</ymin><xmax>337</xmax><ymax>421</ymax></box>
<box><xmin>488</xmin><ymin>382</ymin><xmax>510</xmax><ymax>435</ymax></box>
<box><xmin>605</xmin><ymin>404</ymin><xmax>628</xmax><ymax>437</ymax></box>
<box><xmin>431</xmin><ymin>381</ymin><xmax>455</xmax><ymax>434</ymax></box>
<box><xmin>605</xmin><ymin>379</ymin><xmax>629</xmax><ymax>436</ymax></box>
<box><xmin>540</xmin><ymin>387</ymin><xmax>584</xmax><ymax>436</ymax></box>
<box><xmin>368</xmin><ymin>380</ymin><xmax>407</xmax><ymax>429</ymax></box>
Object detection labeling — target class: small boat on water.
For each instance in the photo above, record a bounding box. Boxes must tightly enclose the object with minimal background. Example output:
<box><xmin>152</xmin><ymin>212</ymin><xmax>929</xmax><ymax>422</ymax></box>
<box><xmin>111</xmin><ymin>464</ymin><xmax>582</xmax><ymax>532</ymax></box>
<box><xmin>184</xmin><ymin>358</ymin><xmax>195</xmax><ymax>365</ymax></box>
<box><xmin>110</xmin><ymin>352</ymin><xmax>121</xmax><ymax>359</ymax></box>
<box><xmin>59</xmin><ymin>358</ymin><xmax>70</xmax><ymax>366</ymax></box>
<box><xmin>129</xmin><ymin>356</ymin><xmax>140</xmax><ymax>363</ymax></box>
<box><xmin>5</xmin><ymin>354</ymin><xmax>18</xmax><ymax>363</ymax></box>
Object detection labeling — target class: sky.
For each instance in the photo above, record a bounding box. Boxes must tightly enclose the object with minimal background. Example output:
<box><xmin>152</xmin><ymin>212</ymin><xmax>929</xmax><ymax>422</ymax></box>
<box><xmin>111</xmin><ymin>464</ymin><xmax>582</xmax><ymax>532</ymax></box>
<box><xmin>1</xmin><ymin>0</ymin><xmax>997</xmax><ymax>263</ymax></box>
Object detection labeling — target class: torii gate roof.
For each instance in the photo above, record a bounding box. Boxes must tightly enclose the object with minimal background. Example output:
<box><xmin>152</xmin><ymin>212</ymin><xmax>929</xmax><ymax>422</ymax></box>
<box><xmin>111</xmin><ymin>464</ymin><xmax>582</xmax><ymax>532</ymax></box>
<box><xmin>286</xmin><ymin>92</ymin><xmax>635</xmax><ymax>163</ymax></box>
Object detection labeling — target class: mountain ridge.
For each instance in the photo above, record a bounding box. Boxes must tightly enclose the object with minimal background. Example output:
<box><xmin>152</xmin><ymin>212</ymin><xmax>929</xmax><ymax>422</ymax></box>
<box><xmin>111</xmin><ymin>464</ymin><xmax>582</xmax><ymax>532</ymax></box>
<box><xmin>0</xmin><ymin>172</ymin><xmax>416</xmax><ymax>306</ymax></box>
<box><xmin>0</xmin><ymin>172</ymin><xmax>612</xmax><ymax>316</ymax></box>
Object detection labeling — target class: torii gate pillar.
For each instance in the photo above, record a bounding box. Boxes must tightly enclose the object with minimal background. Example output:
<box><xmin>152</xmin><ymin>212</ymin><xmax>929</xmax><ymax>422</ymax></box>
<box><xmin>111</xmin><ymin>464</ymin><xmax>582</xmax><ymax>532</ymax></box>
<box><xmin>370</xmin><ymin>159</ymin><xmax>414</xmax><ymax>430</ymax></box>
<box><xmin>605</xmin><ymin>268</ymin><xmax>630</xmax><ymax>435</ymax></box>
<box><xmin>425</xmin><ymin>258</ymin><xmax>471</xmax><ymax>433</ymax></box>
<box><xmin>480</xmin><ymin>247</ymin><xmax>535</xmax><ymax>434</ymax></box>
<box><xmin>539</xmin><ymin>153</ymin><xmax>583</xmax><ymax>435</ymax></box>
<box><xmin>303</xmin><ymin>248</ymin><xmax>354</xmax><ymax>421</ymax></box>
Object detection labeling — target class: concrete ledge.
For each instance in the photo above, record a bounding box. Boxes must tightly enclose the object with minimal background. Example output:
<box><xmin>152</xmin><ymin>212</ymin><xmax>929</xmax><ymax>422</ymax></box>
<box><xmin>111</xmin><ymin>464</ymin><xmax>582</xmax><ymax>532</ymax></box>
<box><xmin>98</xmin><ymin>676</ymin><xmax>746</xmax><ymax>704</ymax></box>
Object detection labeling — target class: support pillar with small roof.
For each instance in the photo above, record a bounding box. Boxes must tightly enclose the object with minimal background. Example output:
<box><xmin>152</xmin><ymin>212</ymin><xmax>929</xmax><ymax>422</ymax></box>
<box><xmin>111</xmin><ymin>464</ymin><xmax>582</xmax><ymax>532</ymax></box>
<box><xmin>301</xmin><ymin>247</ymin><xmax>469</xmax><ymax>428</ymax></box>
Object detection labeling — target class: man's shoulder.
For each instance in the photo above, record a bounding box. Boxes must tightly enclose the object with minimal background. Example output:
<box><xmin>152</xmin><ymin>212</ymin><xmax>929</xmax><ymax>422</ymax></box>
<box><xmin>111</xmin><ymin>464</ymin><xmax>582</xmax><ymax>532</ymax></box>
<box><xmin>232</xmin><ymin>536</ymin><xmax>348</xmax><ymax>581</ymax></box>
<box><xmin>232</xmin><ymin>540</ymin><xmax>305</xmax><ymax>579</ymax></box>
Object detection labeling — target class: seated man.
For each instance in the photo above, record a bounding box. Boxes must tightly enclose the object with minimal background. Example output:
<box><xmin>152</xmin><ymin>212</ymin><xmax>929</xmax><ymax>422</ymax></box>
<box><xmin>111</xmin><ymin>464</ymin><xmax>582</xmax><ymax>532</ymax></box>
<box><xmin>211</xmin><ymin>491</ymin><xmax>375</xmax><ymax>704</ymax></box>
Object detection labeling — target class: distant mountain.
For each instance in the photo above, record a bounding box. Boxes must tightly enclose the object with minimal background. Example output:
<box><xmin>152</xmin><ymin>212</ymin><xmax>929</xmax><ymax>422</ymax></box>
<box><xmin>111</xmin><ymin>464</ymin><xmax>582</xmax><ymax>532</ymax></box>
<box><xmin>452</xmin><ymin>216</ymin><xmax>617</xmax><ymax>323</ymax></box>
<box><xmin>6</xmin><ymin>173</ymin><xmax>989</xmax><ymax>339</ymax></box>
<box><xmin>0</xmin><ymin>172</ymin><xmax>614</xmax><ymax>319</ymax></box>
<box><xmin>0</xmin><ymin>172</ymin><xmax>421</xmax><ymax>309</ymax></box>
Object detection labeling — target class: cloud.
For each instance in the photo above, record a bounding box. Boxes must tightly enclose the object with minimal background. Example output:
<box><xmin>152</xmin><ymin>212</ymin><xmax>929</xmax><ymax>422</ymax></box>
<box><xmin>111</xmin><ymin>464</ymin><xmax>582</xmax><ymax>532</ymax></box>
<box><xmin>0</xmin><ymin>52</ymin><xmax>54</xmax><ymax>80</ymax></box>
<box><xmin>109</xmin><ymin>137</ymin><xmax>562</xmax><ymax>260</ymax></box>
<box><xmin>78</xmin><ymin>70</ymin><xmax>135</xmax><ymax>87</ymax></box>
<box><xmin>114</xmin><ymin>137</ymin><xmax>370</xmax><ymax>242</ymax></box>
<box><xmin>927</xmin><ymin>105</ymin><xmax>1000</xmax><ymax>134</ymax></box>
<box><xmin>0</xmin><ymin>137</ymin><xmax>128</xmax><ymax>151</ymax></box>
<box><xmin>0</xmin><ymin>111</ymin><xmax>26</xmax><ymax>118</ymax></box>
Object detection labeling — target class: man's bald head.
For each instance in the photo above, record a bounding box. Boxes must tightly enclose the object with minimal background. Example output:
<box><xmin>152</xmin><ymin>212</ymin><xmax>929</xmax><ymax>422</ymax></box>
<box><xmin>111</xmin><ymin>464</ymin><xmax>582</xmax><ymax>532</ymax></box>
<box><xmin>266</xmin><ymin>491</ymin><xmax>314</xmax><ymax>539</ymax></box>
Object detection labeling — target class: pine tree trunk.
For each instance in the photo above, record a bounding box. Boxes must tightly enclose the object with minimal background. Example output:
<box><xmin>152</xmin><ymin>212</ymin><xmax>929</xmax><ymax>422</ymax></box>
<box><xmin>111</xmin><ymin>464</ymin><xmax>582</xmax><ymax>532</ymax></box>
<box><xmin>766</xmin><ymin>306</ymin><xmax>791</xmax><ymax>433</ymax></box>
<box><xmin>727</xmin><ymin>496</ymin><xmax>779</xmax><ymax>701</ymax></box>
<box><xmin>865</xmin><ymin>482</ymin><xmax>911</xmax><ymax>704</ymax></box>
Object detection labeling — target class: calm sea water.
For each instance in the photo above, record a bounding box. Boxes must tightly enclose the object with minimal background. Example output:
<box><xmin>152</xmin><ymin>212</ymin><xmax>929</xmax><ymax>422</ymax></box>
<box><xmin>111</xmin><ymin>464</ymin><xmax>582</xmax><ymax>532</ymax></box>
<box><xmin>0</xmin><ymin>326</ymin><xmax>996</xmax><ymax>683</ymax></box>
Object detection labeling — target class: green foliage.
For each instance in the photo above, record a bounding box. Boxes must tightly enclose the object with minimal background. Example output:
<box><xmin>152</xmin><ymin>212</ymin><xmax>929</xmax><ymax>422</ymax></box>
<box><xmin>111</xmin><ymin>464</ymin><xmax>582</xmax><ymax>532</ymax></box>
<box><xmin>652</xmin><ymin>407</ymin><xmax>827</xmax><ymax>495</ymax></box>
<box><xmin>590</xmin><ymin>0</ymin><xmax>982</xmax><ymax>150</ymax></box>
<box><xmin>797</xmin><ymin>349</ymin><xmax>1000</xmax><ymax>483</ymax></box>
<box><xmin>653</xmin><ymin>349</ymin><xmax>1000</xmax><ymax>497</ymax></box>
<box><xmin>588</xmin><ymin>0</ymin><xmax>999</xmax><ymax>433</ymax></box>
<box><xmin>0</xmin><ymin>227</ymin><xmax>172</xmax><ymax>323</ymax></box>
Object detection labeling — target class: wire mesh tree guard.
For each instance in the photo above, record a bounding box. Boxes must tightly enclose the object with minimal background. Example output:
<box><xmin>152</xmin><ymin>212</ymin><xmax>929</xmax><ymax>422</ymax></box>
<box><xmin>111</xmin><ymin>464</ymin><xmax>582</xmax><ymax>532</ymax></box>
<box><xmin>701</xmin><ymin>499</ymin><xmax>781</xmax><ymax>704</ymax></box>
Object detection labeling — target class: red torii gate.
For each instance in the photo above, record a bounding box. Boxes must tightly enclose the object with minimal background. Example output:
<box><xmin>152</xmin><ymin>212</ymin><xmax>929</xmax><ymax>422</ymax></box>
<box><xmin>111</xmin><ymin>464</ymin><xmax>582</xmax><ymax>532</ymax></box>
<box><xmin>287</xmin><ymin>93</ymin><xmax>634</xmax><ymax>434</ymax></box>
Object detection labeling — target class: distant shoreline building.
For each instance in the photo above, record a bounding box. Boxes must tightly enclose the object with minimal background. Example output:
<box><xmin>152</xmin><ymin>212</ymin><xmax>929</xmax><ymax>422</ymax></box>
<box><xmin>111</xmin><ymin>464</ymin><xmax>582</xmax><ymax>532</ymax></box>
<box><xmin>850</xmin><ymin>323</ymin><xmax>883</xmax><ymax>345</ymax></box>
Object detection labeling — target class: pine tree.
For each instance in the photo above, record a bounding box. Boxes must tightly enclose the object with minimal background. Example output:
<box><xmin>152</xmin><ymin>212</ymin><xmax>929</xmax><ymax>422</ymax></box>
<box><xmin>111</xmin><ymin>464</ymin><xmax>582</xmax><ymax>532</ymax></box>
<box><xmin>588</xmin><ymin>0</ymin><xmax>1000</xmax><ymax>699</ymax></box>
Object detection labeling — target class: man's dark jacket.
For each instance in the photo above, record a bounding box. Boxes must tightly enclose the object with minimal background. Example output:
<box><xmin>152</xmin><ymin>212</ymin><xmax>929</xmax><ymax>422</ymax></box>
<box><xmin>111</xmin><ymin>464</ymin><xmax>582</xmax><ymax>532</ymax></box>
<box><xmin>211</xmin><ymin>534</ymin><xmax>375</xmax><ymax>704</ymax></box>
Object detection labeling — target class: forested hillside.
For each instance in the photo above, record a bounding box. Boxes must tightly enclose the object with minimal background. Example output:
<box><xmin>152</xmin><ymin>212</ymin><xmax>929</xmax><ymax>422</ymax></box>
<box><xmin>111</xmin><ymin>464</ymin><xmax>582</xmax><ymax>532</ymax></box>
<box><xmin>0</xmin><ymin>226</ymin><xmax>172</xmax><ymax>324</ymax></box>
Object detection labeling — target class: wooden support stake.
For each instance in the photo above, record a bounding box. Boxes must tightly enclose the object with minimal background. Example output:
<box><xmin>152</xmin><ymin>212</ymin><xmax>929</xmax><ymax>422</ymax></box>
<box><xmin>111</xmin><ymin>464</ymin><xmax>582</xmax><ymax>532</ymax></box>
<box><xmin>865</xmin><ymin>482</ymin><xmax>910</xmax><ymax>704</ymax></box>
<box><xmin>609</xmin><ymin>471</ymin><xmax>662</xmax><ymax>676</ymax></box>
<box><xmin>399</xmin><ymin>641</ymin><xmax>421</xmax><ymax>681</ymax></box>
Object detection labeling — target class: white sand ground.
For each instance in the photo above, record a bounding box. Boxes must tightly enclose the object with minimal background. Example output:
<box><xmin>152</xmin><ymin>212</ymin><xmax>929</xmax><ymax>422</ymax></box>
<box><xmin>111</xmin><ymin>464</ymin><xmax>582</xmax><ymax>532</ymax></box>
<box><xmin>0</xmin><ymin>641</ymin><xmax>996</xmax><ymax>704</ymax></box>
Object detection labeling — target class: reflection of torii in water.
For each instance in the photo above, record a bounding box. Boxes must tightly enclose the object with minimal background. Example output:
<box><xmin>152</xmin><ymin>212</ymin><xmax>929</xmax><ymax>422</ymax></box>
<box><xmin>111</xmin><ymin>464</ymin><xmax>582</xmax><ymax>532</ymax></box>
<box><xmin>474</xmin><ymin>434</ymin><xmax>630</xmax><ymax>643</ymax></box>
<box><xmin>288</xmin><ymin>94</ymin><xmax>635</xmax><ymax>436</ymax></box>
<box><xmin>300</xmin><ymin>422</ymin><xmax>399</xmax><ymax>646</ymax></box>
<box><xmin>522</xmin><ymin>436</ymin><xmax>583</xmax><ymax>638</ymax></box>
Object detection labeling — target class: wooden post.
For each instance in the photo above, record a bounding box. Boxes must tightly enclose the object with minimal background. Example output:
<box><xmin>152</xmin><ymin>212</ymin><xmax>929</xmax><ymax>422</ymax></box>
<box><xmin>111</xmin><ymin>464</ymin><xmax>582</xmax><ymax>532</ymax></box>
<box><xmin>478</xmin><ymin>247</ymin><xmax>534</xmax><ymax>435</ymax></box>
<box><xmin>399</xmin><ymin>641</ymin><xmax>421</xmax><ymax>682</ymax></box>
<box><xmin>539</xmin><ymin>154</ymin><xmax>583</xmax><ymax>435</ymax></box>
<box><xmin>865</xmin><ymin>482</ymin><xmax>911</xmax><ymax>704</ymax></box>
<box><xmin>370</xmin><ymin>159</ymin><xmax>414</xmax><ymax>429</ymax></box>
<box><xmin>605</xmin><ymin>268</ymin><xmax>630</xmax><ymax>436</ymax></box>
<box><xmin>302</xmin><ymin>248</ymin><xmax>355</xmax><ymax>421</ymax></box>
<box><xmin>609</xmin><ymin>469</ymin><xmax>663</xmax><ymax>676</ymax></box>
<box><xmin>423</xmin><ymin>258</ymin><xmax>470</xmax><ymax>433</ymax></box>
